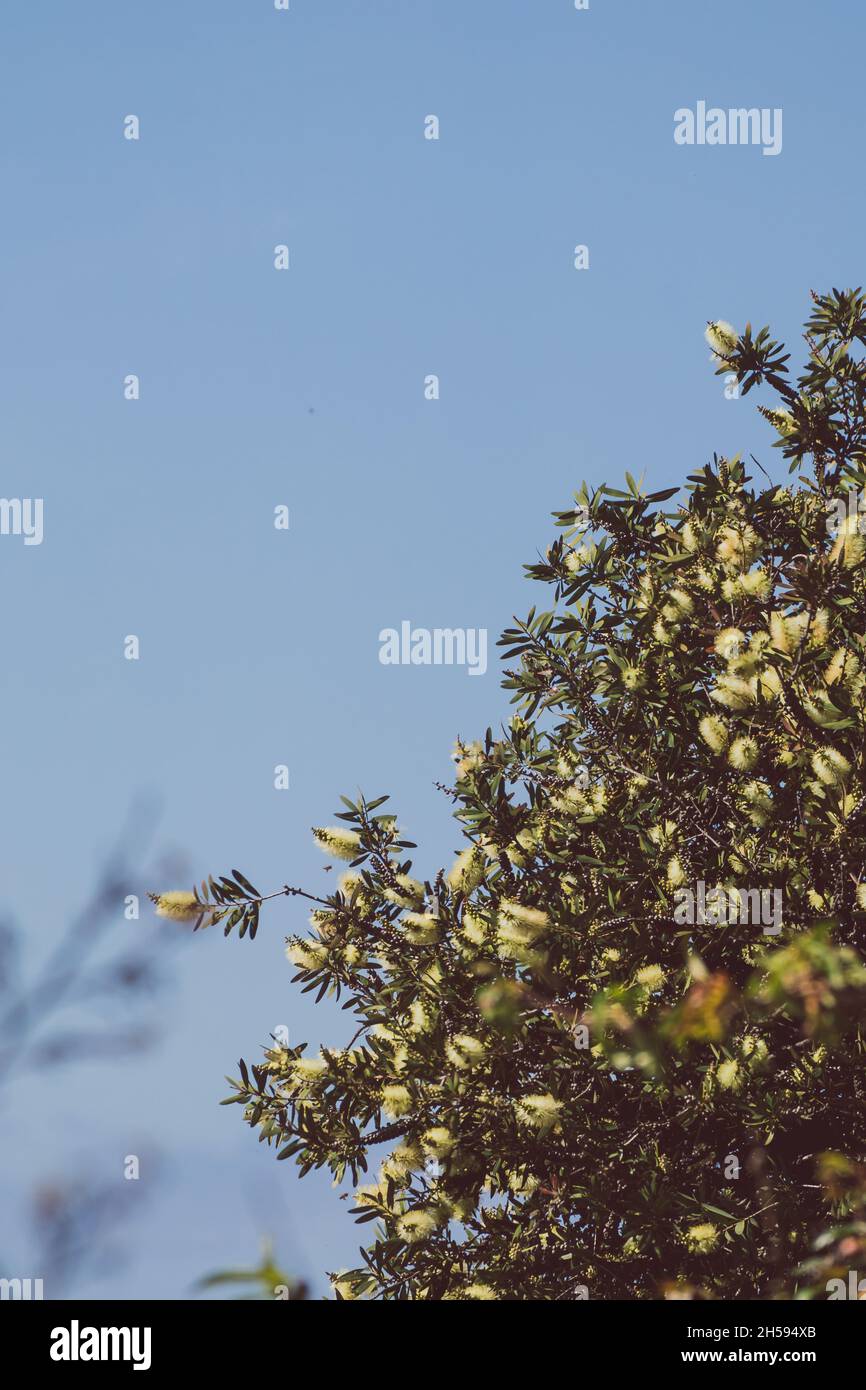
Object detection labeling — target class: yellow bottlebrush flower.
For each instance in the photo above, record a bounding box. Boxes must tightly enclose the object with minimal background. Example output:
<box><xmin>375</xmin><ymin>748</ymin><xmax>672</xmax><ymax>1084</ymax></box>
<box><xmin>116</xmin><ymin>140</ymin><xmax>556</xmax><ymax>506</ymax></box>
<box><xmin>739</xmin><ymin>1035</ymin><xmax>761</xmax><ymax>1059</ymax></box>
<box><xmin>856</xmin><ymin>884</ymin><xmax>866</xmax><ymax>910</ymax></box>
<box><xmin>829</xmin><ymin>511</ymin><xmax>863</xmax><ymax>564</ymax></box>
<box><xmin>515</xmin><ymin>825</ymin><xmax>543</xmax><ymax>855</ymax></box>
<box><xmin>808</xmin><ymin>608</ymin><xmax>830</xmax><ymax>648</ymax></box>
<box><xmin>498</xmin><ymin>901</ymin><xmax>550</xmax><ymax>937</ymax></box>
<box><xmin>514</xmin><ymin>1094</ymin><xmax>563</xmax><ymax>1133</ymax></box>
<box><xmin>740</xmin><ymin>780</ymin><xmax>772</xmax><ymax>827</ymax></box>
<box><xmin>758</xmin><ymin>666</ymin><xmax>782</xmax><ymax>701</ymax></box>
<box><xmin>681</xmin><ymin>519</ymin><xmax>702</xmax><ymax>552</ymax></box>
<box><xmin>309</xmin><ymin>908</ymin><xmax>337</xmax><ymax>936</ymax></box>
<box><xmin>308</xmin><ymin>911</ymin><xmax>339</xmax><ymax>945</ymax></box>
<box><xmin>380</xmin><ymin>1143</ymin><xmax>424</xmax><ymax>1183</ymax></box>
<box><xmin>845</xmin><ymin>666</ymin><xmax>865</xmax><ymax>701</ymax></box>
<box><xmin>286</xmin><ymin>939</ymin><xmax>328</xmax><ymax>970</ymax></box>
<box><xmin>727</xmin><ymin>647</ymin><xmax>762</xmax><ymax>680</ymax></box>
<box><xmin>498</xmin><ymin>920</ymin><xmax>543</xmax><ymax>952</ymax></box>
<box><xmin>354</xmin><ymin>1183</ymin><xmax>387</xmax><ymax>1210</ymax></box>
<box><xmin>668</xmin><ymin>587</ymin><xmax>694</xmax><ymax>615</ymax></box>
<box><xmin>264</xmin><ymin>1046</ymin><xmax>291</xmax><ymax>1074</ymax></box>
<box><xmin>383</xmin><ymin>874</ymin><xmax>426</xmax><ymax>910</ymax></box>
<box><xmin>312</xmin><ymin>826</ymin><xmax>362</xmax><ymax>862</ymax></box>
<box><xmin>497</xmin><ymin>938</ymin><xmax>549</xmax><ymax>970</ymax></box>
<box><xmin>716</xmin><ymin>523</ymin><xmax>761</xmax><ymax>573</ymax></box>
<box><xmin>738</xmin><ymin>568</ymin><xmax>771</xmax><ymax>601</ymax></box>
<box><xmin>715</xmin><ymin>627</ymin><xmax>746</xmax><ymax>661</ymax></box>
<box><xmin>636</xmin><ymin>574</ymin><xmax>655</xmax><ymax>610</ymax></box>
<box><xmin>460</xmin><ymin>908</ymin><xmax>490</xmax><ymax>946</ymax></box>
<box><xmin>769</xmin><ymin>611</ymin><xmax>791</xmax><ymax>653</ymax></box>
<box><xmin>150</xmin><ymin>891</ymin><xmax>212</xmax><ymax>923</ymax></box>
<box><xmin>422</xmin><ymin>1127</ymin><xmax>455</xmax><ymax>1160</ymax></box>
<box><xmin>453</xmin><ymin>739</ymin><xmax>485</xmax><ymax>779</ymax></box>
<box><xmin>445</xmin><ymin>1034</ymin><xmax>486</xmax><ymax>1069</ymax></box>
<box><xmin>803</xmin><ymin>691</ymin><xmax>844</xmax><ymax>727</ymax></box>
<box><xmin>653</xmin><ymin>618</ymin><xmax>674</xmax><ymax>646</ymax></box>
<box><xmin>293</xmin><ymin>1055</ymin><xmax>329</xmax><ymax>1083</ymax></box>
<box><xmin>710</xmin><ymin>674</ymin><xmax>758</xmax><ymax>710</ymax></box>
<box><xmin>400</xmin><ymin>911</ymin><xmax>440</xmax><ymax>945</ymax></box>
<box><xmin>337</xmin><ymin>873</ymin><xmax>376</xmax><ymax>914</ymax></box>
<box><xmin>742</xmin><ymin>779</ymin><xmax>772</xmax><ymax>806</ymax></box>
<box><xmin>716</xmin><ymin>1058</ymin><xmax>741</xmax><ymax>1090</ymax></box>
<box><xmin>381</xmin><ymin>1084</ymin><xmax>413</xmax><ymax>1119</ymax></box>
<box><xmin>635</xmin><ymin>964</ymin><xmax>665</xmax><ymax>990</ymax></box>
<box><xmin>824</xmin><ymin>647</ymin><xmax>853</xmax><ymax>687</ymax></box>
<box><xmin>396</xmin><ymin>1209</ymin><xmax>441</xmax><ymax>1244</ymax></box>
<box><xmin>811</xmin><ymin>748</ymin><xmax>852</xmax><ymax>786</ymax></box>
<box><xmin>694</xmin><ymin>566</ymin><xmax>715</xmax><ymax>591</ymax></box>
<box><xmin>409</xmin><ymin>998</ymin><xmax>438</xmax><ymax>1034</ymax></box>
<box><xmin>667</xmin><ymin>856</ymin><xmax>686</xmax><ymax>889</ymax></box>
<box><xmin>463</xmin><ymin>1284</ymin><xmax>498</xmax><ymax>1300</ymax></box>
<box><xmin>649</xmin><ymin>820</ymin><xmax>677</xmax><ymax>847</ymax></box>
<box><xmin>446</xmin><ymin>845</ymin><xmax>487</xmax><ymax>894</ymax></box>
<box><xmin>845</xmin><ymin>532</ymin><xmax>866</xmax><ymax>569</ymax></box>
<box><xmin>372</xmin><ymin>1023</ymin><xmax>397</xmax><ymax>1046</ymax></box>
<box><xmin>330</xmin><ymin>1273</ymin><xmax>359</xmax><ymax>1301</ymax></box>
<box><xmin>621</xmin><ymin>664</ymin><xmax>647</xmax><ymax>691</ymax></box>
<box><xmin>705</xmin><ymin>321</ymin><xmax>738</xmax><ymax>357</ymax></box>
<box><xmin>564</xmin><ymin>547</ymin><xmax>590</xmax><ymax>573</ymax></box>
<box><xmin>807</xmin><ymin>888</ymin><xmax>825</xmax><ymax>911</ymax></box>
<box><xmin>552</xmin><ymin>785</ymin><xmax>588</xmax><ymax>817</ymax></box>
<box><xmin>728</xmin><ymin>736</ymin><xmax>759</xmax><ymax>771</ymax></box>
<box><xmin>503</xmin><ymin>840</ymin><xmax>529</xmax><ymax>868</ymax></box>
<box><xmin>685</xmin><ymin>1222</ymin><xmax>719</xmax><ymax>1254</ymax></box>
<box><xmin>699</xmin><ymin>714</ymin><xmax>730</xmax><ymax>754</ymax></box>
<box><xmin>764</xmin><ymin>407</ymin><xmax>795</xmax><ymax>436</ymax></box>
<box><xmin>769</xmin><ymin>610</ymin><xmax>808</xmax><ymax>654</ymax></box>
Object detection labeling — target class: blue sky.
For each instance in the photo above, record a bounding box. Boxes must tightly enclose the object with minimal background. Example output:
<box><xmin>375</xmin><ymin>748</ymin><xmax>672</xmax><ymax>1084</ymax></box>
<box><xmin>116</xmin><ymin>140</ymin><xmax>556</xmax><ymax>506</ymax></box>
<box><xmin>1</xmin><ymin>0</ymin><xmax>864</xmax><ymax>1298</ymax></box>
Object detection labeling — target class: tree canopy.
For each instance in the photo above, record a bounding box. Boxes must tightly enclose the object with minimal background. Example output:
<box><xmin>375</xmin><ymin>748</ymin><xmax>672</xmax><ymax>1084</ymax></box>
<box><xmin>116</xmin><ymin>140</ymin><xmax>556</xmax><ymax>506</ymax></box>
<box><xmin>157</xmin><ymin>288</ymin><xmax>866</xmax><ymax>1299</ymax></box>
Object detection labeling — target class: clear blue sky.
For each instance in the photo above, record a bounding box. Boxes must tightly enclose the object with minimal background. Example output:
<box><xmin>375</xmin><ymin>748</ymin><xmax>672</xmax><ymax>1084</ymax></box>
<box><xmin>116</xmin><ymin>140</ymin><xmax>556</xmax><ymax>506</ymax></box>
<box><xmin>1</xmin><ymin>0</ymin><xmax>864</xmax><ymax>1298</ymax></box>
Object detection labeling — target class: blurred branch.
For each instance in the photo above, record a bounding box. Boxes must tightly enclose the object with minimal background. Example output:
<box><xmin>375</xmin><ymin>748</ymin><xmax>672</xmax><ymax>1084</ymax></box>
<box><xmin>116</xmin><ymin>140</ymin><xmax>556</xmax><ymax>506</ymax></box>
<box><xmin>197</xmin><ymin>1240</ymin><xmax>308</xmax><ymax>1301</ymax></box>
<box><xmin>0</xmin><ymin>797</ymin><xmax>186</xmax><ymax>1087</ymax></box>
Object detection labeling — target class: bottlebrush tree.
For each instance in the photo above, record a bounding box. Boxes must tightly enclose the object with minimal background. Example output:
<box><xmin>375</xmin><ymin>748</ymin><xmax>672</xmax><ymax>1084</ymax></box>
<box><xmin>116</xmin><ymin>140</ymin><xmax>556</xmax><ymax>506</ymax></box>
<box><xmin>154</xmin><ymin>288</ymin><xmax>866</xmax><ymax>1300</ymax></box>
